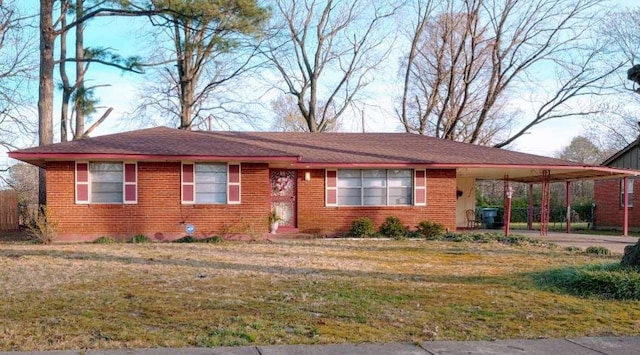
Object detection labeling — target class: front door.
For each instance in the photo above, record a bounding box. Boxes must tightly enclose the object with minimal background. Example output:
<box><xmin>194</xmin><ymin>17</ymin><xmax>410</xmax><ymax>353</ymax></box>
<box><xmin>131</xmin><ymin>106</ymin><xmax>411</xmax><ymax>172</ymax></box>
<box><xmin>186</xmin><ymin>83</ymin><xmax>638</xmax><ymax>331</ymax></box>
<box><xmin>270</xmin><ymin>170</ymin><xmax>297</xmax><ymax>228</ymax></box>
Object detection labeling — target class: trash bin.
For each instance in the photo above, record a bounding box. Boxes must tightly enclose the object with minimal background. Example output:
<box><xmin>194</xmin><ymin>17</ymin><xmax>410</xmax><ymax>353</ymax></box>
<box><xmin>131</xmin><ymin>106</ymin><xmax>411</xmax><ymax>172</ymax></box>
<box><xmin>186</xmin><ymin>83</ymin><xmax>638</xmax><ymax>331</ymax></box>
<box><xmin>480</xmin><ymin>207</ymin><xmax>499</xmax><ymax>229</ymax></box>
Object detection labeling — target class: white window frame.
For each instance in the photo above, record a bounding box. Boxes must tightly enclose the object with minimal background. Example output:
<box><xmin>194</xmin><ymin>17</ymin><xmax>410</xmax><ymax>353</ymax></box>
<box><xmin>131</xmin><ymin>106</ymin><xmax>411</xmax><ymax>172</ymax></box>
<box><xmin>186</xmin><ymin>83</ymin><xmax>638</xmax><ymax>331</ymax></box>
<box><xmin>194</xmin><ymin>162</ymin><xmax>228</xmax><ymax>204</ymax></box>
<box><xmin>89</xmin><ymin>162</ymin><xmax>125</xmax><ymax>204</ymax></box>
<box><xmin>335</xmin><ymin>169</ymin><xmax>414</xmax><ymax>206</ymax></box>
<box><xmin>620</xmin><ymin>178</ymin><xmax>634</xmax><ymax>207</ymax></box>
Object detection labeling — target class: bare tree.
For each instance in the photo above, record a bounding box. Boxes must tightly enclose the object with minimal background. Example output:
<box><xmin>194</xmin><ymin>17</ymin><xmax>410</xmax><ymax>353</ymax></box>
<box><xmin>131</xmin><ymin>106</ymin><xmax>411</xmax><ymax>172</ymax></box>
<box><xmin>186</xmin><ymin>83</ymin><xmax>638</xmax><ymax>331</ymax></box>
<box><xmin>556</xmin><ymin>135</ymin><xmax>605</xmax><ymax>165</ymax></box>
<box><xmin>262</xmin><ymin>0</ymin><xmax>400</xmax><ymax>132</ymax></box>
<box><xmin>602</xmin><ymin>7</ymin><xmax>640</xmax><ymax>93</ymax></box>
<box><xmin>582</xmin><ymin>6</ymin><xmax>640</xmax><ymax>153</ymax></box>
<box><xmin>554</xmin><ymin>135</ymin><xmax>606</xmax><ymax>204</ymax></box>
<box><xmin>133</xmin><ymin>0</ymin><xmax>269</xmax><ymax>130</ymax></box>
<box><xmin>270</xmin><ymin>94</ymin><xmax>339</xmax><ymax>132</ymax></box>
<box><xmin>398</xmin><ymin>0</ymin><xmax>622</xmax><ymax>147</ymax></box>
<box><xmin>0</xmin><ymin>0</ymin><xmax>36</xmax><ymax>151</ymax></box>
<box><xmin>5</xmin><ymin>163</ymin><xmax>39</xmax><ymax>217</ymax></box>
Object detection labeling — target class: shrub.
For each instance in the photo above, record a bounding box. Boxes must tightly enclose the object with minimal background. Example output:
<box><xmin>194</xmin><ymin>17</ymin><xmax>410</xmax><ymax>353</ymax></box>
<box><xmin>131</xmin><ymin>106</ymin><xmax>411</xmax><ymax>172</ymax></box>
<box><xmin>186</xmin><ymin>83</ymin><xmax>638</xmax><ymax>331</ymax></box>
<box><xmin>471</xmin><ymin>233</ymin><xmax>492</xmax><ymax>243</ymax></box>
<box><xmin>379</xmin><ymin>216</ymin><xmax>407</xmax><ymax>239</ymax></box>
<box><xmin>26</xmin><ymin>205</ymin><xmax>57</xmax><ymax>245</ymax></box>
<box><xmin>200</xmin><ymin>236</ymin><xmax>224</xmax><ymax>243</ymax></box>
<box><xmin>94</xmin><ymin>236</ymin><xmax>116</xmax><ymax>244</ymax></box>
<box><xmin>349</xmin><ymin>217</ymin><xmax>376</xmax><ymax>238</ymax></box>
<box><xmin>416</xmin><ymin>221</ymin><xmax>445</xmax><ymax>239</ymax></box>
<box><xmin>536</xmin><ymin>263</ymin><xmax>640</xmax><ymax>300</ymax></box>
<box><xmin>444</xmin><ymin>233</ymin><xmax>473</xmax><ymax>242</ymax></box>
<box><xmin>621</xmin><ymin>239</ymin><xmax>640</xmax><ymax>268</ymax></box>
<box><xmin>175</xmin><ymin>235</ymin><xmax>198</xmax><ymax>243</ymax></box>
<box><xmin>586</xmin><ymin>246</ymin><xmax>610</xmax><ymax>256</ymax></box>
<box><xmin>564</xmin><ymin>246</ymin><xmax>582</xmax><ymax>253</ymax></box>
<box><xmin>406</xmin><ymin>230</ymin><xmax>422</xmax><ymax>239</ymax></box>
<box><xmin>128</xmin><ymin>234</ymin><xmax>150</xmax><ymax>244</ymax></box>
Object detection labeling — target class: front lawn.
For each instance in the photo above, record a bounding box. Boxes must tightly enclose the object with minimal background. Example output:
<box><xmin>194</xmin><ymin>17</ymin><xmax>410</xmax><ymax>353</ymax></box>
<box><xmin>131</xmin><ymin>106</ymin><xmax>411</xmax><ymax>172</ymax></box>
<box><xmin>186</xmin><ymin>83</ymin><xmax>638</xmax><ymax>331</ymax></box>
<box><xmin>0</xmin><ymin>239</ymin><xmax>639</xmax><ymax>351</ymax></box>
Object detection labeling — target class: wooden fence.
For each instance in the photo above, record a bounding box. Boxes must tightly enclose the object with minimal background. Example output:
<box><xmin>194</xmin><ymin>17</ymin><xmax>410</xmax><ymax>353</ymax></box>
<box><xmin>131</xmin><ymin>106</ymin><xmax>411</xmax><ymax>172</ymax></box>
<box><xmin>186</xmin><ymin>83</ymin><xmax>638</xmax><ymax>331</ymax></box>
<box><xmin>0</xmin><ymin>190</ymin><xmax>19</xmax><ymax>231</ymax></box>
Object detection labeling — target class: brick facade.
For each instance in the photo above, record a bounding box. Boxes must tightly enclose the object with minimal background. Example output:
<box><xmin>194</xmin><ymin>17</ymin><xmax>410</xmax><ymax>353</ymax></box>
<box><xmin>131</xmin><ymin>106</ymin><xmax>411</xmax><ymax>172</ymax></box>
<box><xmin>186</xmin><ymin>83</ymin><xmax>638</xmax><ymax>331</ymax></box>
<box><xmin>46</xmin><ymin>161</ymin><xmax>458</xmax><ymax>241</ymax></box>
<box><xmin>594</xmin><ymin>179</ymin><xmax>638</xmax><ymax>229</ymax></box>
<box><xmin>296</xmin><ymin>169</ymin><xmax>457</xmax><ymax>235</ymax></box>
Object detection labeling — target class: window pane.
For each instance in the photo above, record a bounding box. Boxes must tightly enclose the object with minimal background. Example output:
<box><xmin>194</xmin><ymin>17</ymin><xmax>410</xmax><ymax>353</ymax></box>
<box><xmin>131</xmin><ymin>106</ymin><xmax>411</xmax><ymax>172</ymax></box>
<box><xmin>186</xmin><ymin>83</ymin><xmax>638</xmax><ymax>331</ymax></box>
<box><xmin>389</xmin><ymin>169</ymin><xmax>412</xmax><ymax>187</ymax></box>
<box><xmin>338</xmin><ymin>187</ymin><xmax>361</xmax><ymax>205</ymax></box>
<box><xmin>338</xmin><ymin>170</ymin><xmax>361</xmax><ymax>187</ymax></box>
<box><xmin>336</xmin><ymin>169</ymin><xmax>416</xmax><ymax>206</ymax></box>
<box><xmin>389</xmin><ymin>187</ymin><xmax>412</xmax><ymax>205</ymax></box>
<box><xmin>196</xmin><ymin>191</ymin><xmax>227</xmax><ymax>204</ymax></box>
<box><xmin>363</xmin><ymin>169</ymin><xmax>386</xmax><ymax>187</ymax></box>
<box><xmin>195</xmin><ymin>163</ymin><xmax>227</xmax><ymax>204</ymax></box>
<box><xmin>364</xmin><ymin>187</ymin><xmax>386</xmax><ymax>205</ymax></box>
<box><xmin>389</xmin><ymin>169</ymin><xmax>411</xmax><ymax>178</ymax></box>
<box><xmin>621</xmin><ymin>179</ymin><xmax>634</xmax><ymax>207</ymax></box>
<box><xmin>90</xmin><ymin>162</ymin><xmax>123</xmax><ymax>203</ymax></box>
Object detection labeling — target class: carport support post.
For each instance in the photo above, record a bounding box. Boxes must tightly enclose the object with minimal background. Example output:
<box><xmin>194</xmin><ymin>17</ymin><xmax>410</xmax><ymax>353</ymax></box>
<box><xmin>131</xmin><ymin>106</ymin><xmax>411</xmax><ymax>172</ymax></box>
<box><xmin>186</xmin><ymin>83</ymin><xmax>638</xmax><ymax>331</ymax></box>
<box><xmin>505</xmin><ymin>185</ymin><xmax>513</xmax><ymax>237</ymax></box>
<box><xmin>623</xmin><ymin>176</ymin><xmax>629</xmax><ymax>237</ymax></box>
<box><xmin>565</xmin><ymin>181</ymin><xmax>571</xmax><ymax>234</ymax></box>
<box><xmin>528</xmin><ymin>184</ymin><xmax>534</xmax><ymax>230</ymax></box>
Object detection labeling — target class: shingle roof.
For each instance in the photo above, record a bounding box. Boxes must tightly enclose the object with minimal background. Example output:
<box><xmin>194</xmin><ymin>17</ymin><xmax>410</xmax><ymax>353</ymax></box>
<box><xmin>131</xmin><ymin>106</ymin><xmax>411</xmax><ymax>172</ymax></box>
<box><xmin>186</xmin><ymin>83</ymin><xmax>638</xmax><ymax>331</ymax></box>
<box><xmin>10</xmin><ymin>126</ymin><xmax>583</xmax><ymax>167</ymax></box>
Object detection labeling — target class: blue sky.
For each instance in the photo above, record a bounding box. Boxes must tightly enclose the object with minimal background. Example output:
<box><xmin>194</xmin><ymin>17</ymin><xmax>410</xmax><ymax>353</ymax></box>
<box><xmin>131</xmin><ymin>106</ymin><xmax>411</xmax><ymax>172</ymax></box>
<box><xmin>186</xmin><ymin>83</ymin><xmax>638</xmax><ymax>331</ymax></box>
<box><xmin>1</xmin><ymin>0</ymin><xmax>639</xmax><ymax>173</ymax></box>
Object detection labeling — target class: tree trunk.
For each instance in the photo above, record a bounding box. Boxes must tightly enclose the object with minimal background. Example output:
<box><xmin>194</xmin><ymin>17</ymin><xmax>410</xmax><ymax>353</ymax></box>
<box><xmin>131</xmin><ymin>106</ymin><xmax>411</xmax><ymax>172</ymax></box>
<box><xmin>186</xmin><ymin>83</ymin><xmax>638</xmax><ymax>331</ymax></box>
<box><xmin>176</xmin><ymin>19</ymin><xmax>193</xmax><ymax>130</ymax></box>
<box><xmin>74</xmin><ymin>0</ymin><xmax>85</xmax><ymax>140</ymax></box>
<box><xmin>59</xmin><ymin>1</ymin><xmax>70</xmax><ymax>142</ymax></box>
<box><xmin>39</xmin><ymin>0</ymin><xmax>55</xmax><ymax>205</ymax></box>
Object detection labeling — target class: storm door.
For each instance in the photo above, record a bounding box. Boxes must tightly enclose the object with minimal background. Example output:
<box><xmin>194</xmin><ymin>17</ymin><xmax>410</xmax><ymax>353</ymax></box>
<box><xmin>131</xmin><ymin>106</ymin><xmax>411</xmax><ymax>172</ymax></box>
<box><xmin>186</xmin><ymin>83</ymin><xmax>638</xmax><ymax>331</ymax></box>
<box><xmin>270</xmin><ymin>170</ymin><xmax>297</xmax><ymax>228</ymax></box>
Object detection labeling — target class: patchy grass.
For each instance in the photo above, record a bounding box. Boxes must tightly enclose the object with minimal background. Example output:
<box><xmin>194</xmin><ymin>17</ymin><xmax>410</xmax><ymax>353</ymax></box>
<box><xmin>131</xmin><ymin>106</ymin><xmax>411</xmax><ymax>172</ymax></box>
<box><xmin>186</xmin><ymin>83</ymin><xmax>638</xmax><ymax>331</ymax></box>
<box><xmin>536</xmin><ymin>263</ymin><xmax>640</xmax><ymax>300</ymax></box>
<box><xmin>0</xmin><ymin>239</ymin><xmax>639</xmax><ymax>351</ymax></box>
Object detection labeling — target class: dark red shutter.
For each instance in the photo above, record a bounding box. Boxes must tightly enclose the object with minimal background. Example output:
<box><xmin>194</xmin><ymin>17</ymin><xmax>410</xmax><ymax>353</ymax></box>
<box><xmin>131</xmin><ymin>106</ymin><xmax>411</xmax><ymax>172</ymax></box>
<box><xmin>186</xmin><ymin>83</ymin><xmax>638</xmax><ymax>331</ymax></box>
<box><xmin>326</xmin><ymin>170</ymin><xmax>337</xmax><ymax>206</ymax></box>
<box><xmin>414</xmin><ymin>170</ymin><xmax>426</xmax><ymax>206</ymax></box>
<box><xmin>182</xmin><ymin>163</ymin><xmax>195</xmax><ymax>204</ymax></box>
<box><xmin>76</xmin><ymin>162</ymin><xmax>89</xmax><ymax>204</ymax></box>
<box><xmin>228</xmin><ymin>164</ymin><xmax>241</xmax><ymax>204</ymax></box>
<box><xmin>124</xmin><ymin>163</ymin><xmax>137</xmax><ymax>203</ymax></box>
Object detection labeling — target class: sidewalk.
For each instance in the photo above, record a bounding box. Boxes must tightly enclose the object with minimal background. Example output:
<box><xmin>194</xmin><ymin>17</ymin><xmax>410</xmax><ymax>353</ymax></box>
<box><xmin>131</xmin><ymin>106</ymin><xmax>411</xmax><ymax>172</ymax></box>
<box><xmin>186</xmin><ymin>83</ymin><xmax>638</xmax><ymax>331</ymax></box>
<box><xmin>2</xmin><ymin>337</ymin><xmax>639</xmax><ymax>355</ymax></box>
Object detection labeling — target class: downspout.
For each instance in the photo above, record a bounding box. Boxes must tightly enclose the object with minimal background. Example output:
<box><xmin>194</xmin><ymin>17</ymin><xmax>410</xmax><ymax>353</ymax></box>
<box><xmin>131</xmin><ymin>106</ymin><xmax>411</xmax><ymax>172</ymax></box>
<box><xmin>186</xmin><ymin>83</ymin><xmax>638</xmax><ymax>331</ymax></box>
<box><xmin>565</xmin><ymin>181</ymin><xmax>571</xmax><ymax>234</ymax></box>
<box><xmin>623</xmin><ymin>176</ymin><xmax>629</xmax><ymax>237</ymax></box>
<box><xmin>528</xmin><ymin>184</ymin><xmax>533</xmax><ymax>230</ymax></box>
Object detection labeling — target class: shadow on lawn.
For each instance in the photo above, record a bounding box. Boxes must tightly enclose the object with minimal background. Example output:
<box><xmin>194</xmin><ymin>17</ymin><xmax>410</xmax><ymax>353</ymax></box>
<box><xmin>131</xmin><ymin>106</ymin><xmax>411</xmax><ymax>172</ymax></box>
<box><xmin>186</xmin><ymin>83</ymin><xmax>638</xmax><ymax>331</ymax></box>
<box><xmin>0</xmin><ymin>247</ymin><xmax>528</xmax><ymax>288</ymax></box>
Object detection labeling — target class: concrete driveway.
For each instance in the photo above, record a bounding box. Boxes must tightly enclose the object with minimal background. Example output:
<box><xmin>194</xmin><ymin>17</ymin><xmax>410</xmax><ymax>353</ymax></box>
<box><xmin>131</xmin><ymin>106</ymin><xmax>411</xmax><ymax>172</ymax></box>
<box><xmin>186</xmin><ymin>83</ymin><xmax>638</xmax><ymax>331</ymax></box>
<box><xmin>509</xmin><ymin>229</ymin><xmax>638</xmax><ymax>254</ymax></box>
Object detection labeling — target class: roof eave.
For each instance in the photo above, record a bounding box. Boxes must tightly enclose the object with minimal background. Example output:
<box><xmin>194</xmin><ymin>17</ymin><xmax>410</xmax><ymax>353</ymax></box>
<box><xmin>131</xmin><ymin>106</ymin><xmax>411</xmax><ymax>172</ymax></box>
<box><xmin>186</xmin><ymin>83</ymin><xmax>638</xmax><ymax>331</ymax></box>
<box><xmin>601</xmin><ymin>138</ymin><xmax>640</xmax><ymax>165</ymax></box>
<box><xmin>8</xmin><ymin>152</ymin><xmax>300</xmax><ymax>166</ymax></box>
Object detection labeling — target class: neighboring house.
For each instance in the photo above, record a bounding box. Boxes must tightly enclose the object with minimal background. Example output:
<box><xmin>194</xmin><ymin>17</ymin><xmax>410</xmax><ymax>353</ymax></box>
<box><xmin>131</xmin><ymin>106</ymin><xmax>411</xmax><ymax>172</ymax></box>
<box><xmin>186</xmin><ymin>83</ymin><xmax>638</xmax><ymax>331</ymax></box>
<box><xmin>9</xmin><ymin>127</ymin><xmax>638</xmax><ymax>241</ymax></box>
<box><xmin>595</xmin><ymin>139</ymin><xmax>640</xmax><ymax>230</ymax></box>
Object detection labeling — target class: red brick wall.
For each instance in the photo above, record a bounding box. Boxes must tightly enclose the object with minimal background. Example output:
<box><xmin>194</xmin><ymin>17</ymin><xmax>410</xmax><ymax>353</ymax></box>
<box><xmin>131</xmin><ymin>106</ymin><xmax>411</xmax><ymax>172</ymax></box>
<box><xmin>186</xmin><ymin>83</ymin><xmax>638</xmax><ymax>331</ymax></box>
<box><xmin>296</xmin><ymin>169</ymin><xmax>457</xmax><ymax>235</ymax></box>
<box><xmin>47</xmin><ymin>162</ymin><xmax>271</xmax><ymax>241</ymax></box>
<box><xmin>594</xmin><ymin>179</ymin><xmax>639</xmax><ymax>229</ymax></box>
<box><xmin>46</xmin><ymin>162</ymin><xmax>458</xmax><ymax>241</ymax></box>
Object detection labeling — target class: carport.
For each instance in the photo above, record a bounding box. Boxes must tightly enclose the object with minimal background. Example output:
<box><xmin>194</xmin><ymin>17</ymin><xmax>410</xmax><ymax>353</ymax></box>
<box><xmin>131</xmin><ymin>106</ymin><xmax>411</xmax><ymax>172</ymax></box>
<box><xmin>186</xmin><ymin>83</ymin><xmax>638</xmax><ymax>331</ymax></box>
<box><xmin>455</xmin><ymin>164</ymin><xmax>640</xmax><ymax>236</ymax></box>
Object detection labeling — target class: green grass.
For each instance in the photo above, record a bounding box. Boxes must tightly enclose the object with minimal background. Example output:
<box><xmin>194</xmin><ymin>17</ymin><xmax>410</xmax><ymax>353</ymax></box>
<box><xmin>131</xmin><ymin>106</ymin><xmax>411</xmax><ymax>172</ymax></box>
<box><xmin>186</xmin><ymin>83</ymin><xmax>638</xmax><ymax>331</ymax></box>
<box><xmin>536</xmin><ymin>263</ymin><xmax>640</xmax><ymax>300</ymax></box>
<box><xmin>0</xmin><ymin>239</ymin><xmax>639</xmax><ymax>351</ymax></box>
